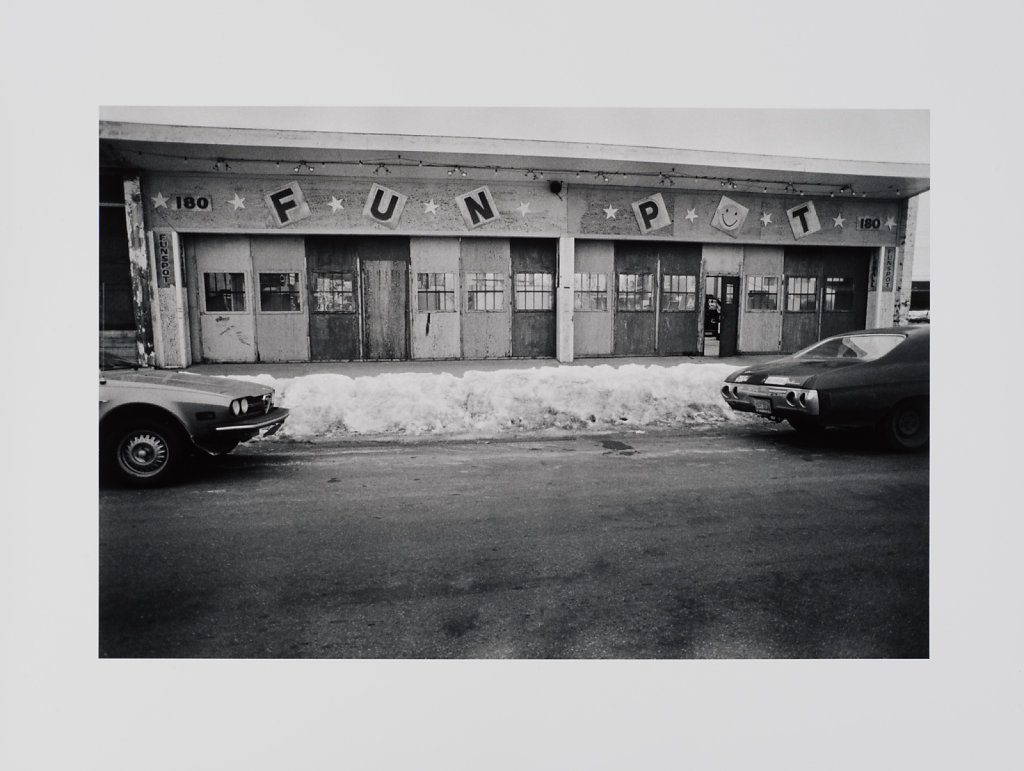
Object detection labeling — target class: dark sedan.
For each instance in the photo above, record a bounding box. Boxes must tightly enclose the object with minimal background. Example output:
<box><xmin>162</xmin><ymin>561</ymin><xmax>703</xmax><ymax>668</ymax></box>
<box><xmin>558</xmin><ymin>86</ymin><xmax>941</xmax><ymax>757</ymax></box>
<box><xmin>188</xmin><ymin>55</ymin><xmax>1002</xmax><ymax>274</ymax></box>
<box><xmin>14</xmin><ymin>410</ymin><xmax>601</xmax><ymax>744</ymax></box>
<box><xmin>721</xmin><ymin>326</ymin><xmax>929</xmax><ymax>450</ymax></box>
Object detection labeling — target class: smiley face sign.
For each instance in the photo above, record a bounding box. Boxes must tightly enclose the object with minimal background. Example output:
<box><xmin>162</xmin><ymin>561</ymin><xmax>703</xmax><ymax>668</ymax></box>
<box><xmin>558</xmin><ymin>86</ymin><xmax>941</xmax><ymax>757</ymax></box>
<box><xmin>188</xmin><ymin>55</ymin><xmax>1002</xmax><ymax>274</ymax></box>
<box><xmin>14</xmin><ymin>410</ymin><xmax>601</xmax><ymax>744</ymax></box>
<box><xmin>710</xmin><ymin>196</ymin><xmax>749</xmax><ymax>238</ymax></box>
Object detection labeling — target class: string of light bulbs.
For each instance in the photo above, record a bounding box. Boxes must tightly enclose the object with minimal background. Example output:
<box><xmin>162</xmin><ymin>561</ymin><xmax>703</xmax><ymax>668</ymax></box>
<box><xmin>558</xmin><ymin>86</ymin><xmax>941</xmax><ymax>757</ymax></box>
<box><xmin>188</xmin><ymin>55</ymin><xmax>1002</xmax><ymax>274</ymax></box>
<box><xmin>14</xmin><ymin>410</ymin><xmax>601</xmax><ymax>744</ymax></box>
<box><xmin>121</xmin><ymin>149</ymin><xmax>906</xmax><ymax>198</ymax></box>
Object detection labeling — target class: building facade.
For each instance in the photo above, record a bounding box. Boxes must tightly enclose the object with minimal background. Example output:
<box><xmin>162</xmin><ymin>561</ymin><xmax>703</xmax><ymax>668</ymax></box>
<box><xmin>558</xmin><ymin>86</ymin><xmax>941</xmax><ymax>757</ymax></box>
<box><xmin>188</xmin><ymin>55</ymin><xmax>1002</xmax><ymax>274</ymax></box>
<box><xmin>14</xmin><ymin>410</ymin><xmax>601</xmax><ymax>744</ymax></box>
<box><xmin>99</xmin><ymin>122</ymin><xmax>929</xmax><ymax>368</ymax></box>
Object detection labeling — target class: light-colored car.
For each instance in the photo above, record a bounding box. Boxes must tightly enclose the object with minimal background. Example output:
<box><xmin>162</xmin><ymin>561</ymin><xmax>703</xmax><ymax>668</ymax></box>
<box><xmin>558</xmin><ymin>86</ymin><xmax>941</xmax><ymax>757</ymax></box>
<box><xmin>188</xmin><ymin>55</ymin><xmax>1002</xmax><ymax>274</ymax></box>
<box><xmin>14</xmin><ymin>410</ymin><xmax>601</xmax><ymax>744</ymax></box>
<box><xmin>100</xmin><ymin>356</ymin><xmax>289</xmax><ymax>486</ymax></box>
<box><xmin>721</xmin><ymin>325</ymin><xmax>929</xmax><ymax>450</ymax></box>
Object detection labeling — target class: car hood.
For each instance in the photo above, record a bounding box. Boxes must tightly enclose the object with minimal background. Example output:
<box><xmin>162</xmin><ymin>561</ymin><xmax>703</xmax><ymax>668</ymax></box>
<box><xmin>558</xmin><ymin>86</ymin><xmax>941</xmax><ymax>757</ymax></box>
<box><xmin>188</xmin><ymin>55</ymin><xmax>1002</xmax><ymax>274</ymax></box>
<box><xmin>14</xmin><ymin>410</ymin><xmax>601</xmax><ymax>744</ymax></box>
<box><xmin>725</xmin><ymin>357</ymin><xmax>862</xmax><ymax>386</ymax></box>
<box><xmin>100</xmin><ymin>369</ymin><xmax>269</xmax><ymax>397</ymax></box>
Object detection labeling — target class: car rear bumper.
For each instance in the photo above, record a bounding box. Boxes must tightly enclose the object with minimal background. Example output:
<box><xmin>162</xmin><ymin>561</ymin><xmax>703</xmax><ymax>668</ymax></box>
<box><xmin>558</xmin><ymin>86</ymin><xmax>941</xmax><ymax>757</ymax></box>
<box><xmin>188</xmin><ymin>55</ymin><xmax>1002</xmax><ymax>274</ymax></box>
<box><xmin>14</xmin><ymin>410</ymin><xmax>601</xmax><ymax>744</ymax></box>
<box><xmin>721</xmin><ymin>383</ymin><xmax>820</xmax><ymax>420</ymax></box>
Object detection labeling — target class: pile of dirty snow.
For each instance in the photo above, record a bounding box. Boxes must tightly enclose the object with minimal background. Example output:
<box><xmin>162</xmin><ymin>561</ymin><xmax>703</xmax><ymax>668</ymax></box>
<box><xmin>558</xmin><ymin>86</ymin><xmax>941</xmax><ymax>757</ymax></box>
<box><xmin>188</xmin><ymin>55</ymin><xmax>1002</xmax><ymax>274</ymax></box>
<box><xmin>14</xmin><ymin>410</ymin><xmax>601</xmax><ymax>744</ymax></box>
<box><xmin>232</xmin><ymin>363</ymin><xmax>744</xmax><ymax>440</ymax></box>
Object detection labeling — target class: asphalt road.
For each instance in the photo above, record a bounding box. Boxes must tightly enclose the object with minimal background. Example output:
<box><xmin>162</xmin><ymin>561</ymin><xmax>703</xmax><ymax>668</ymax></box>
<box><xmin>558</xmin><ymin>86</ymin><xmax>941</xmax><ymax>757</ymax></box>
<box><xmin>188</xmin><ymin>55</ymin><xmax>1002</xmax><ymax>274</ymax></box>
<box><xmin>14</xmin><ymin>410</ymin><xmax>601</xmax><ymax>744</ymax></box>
<box><xmin>99</xmin><ymin>420</ymin><xmax>929</xmax><ymax>659</ymax></box>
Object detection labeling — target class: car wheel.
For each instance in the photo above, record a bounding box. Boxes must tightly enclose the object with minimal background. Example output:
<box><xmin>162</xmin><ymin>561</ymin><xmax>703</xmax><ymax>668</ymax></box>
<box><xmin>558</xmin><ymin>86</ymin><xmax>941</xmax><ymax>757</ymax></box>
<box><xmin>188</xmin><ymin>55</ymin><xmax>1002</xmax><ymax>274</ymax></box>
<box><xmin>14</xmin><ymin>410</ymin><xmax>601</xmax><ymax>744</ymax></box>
<box><xmin>787</xmin><ymin>416</ymin><xmax>825</xmax><ymax>435</ymax></box>
<box><xmin>880</xmin><ymin>398</ymin><xmax>929</xmax><ymax>451</ymax></box>
<box><xmin>106</xmin><ymin>420</ymin><xmax>186</xmax><ymax>486</ymax></box>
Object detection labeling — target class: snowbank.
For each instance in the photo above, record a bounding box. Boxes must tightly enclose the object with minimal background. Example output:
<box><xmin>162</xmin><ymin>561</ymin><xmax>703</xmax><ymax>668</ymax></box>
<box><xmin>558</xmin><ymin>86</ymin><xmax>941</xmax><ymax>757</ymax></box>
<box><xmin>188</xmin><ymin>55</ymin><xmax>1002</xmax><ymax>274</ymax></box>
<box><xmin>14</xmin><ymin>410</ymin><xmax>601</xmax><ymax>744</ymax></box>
<box><xmin>234</xmin><ymin>363</ymin><xmax>743</xmax><ymax>440</ymax></box>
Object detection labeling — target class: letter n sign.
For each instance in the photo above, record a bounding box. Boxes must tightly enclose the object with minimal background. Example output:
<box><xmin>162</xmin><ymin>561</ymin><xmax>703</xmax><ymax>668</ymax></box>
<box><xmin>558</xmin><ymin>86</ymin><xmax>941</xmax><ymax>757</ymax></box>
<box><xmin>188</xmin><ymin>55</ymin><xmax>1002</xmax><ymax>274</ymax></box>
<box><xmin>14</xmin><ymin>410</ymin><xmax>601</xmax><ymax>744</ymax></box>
<box><xmin>456</xmin><ymin>186</ymin><xmax>501</xmax><ymax>229</ymax></box>
<box><xmin>363</xmin><ymin>183</ymin><xmax>407</xmax><ymax>229</ymax></box>
<box><xmin>631</xmin><ymin>193</ymin><xmax>671</xmax><ymax>234</ymax></box>
<box><xmin>787</xmin><ymin>200</ymin><xmax>821</xmax><ymax>240</ymax></box>
<box><xmin>266</xmin><ymin>182</ymin><xmax>311</xmax><ymax>227</ymax></box>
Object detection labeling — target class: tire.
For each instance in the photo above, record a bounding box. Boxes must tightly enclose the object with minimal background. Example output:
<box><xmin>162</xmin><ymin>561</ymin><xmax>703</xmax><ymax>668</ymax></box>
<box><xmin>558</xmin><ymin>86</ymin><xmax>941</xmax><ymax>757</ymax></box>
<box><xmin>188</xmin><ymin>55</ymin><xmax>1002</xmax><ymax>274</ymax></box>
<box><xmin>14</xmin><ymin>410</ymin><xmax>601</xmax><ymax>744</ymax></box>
<box><xmin>104</xmin><ymin>419</ymin><xmax>187</xmax><ymax>487</ymax></box>
<box><xmin>880</xmin><ymin>398</ymin><xmax>929</xmax><ymax>451</ymax></box>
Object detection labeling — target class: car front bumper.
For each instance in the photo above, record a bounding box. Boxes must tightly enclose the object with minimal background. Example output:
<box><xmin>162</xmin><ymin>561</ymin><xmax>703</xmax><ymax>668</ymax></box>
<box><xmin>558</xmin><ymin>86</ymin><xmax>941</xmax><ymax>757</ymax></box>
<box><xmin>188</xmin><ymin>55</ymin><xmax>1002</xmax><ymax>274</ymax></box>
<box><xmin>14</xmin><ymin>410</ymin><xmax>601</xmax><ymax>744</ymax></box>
<box><xmin>721</xmin><ymin>383</ymin><xmax>820</xmax><ymax>420</ymax></box>
<box><xmin>192</xmin><ymin>407</ymin><xmax>290</xmax><ymax>454</ymax></box>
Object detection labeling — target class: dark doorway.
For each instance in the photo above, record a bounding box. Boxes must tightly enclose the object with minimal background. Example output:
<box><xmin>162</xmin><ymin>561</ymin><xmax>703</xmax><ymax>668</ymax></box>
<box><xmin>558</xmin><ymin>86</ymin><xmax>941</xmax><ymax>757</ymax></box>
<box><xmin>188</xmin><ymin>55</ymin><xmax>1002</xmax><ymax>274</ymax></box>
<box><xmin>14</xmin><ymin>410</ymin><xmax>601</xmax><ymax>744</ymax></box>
<box><xmin>704</xmin><ymin>275</ymin><xmax>739</xmax><ymax>357</ymax></box>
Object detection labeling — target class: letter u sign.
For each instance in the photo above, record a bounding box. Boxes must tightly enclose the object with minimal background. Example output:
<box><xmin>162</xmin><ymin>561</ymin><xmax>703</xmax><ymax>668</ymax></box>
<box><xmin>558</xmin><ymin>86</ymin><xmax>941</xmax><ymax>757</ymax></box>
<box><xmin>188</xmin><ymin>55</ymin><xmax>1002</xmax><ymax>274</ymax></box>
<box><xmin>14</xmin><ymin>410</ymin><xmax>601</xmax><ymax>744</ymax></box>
<box><xmin>363</xmin><ymin>183</ymin><xmax>407</xmax><ymax>229</ymax></box>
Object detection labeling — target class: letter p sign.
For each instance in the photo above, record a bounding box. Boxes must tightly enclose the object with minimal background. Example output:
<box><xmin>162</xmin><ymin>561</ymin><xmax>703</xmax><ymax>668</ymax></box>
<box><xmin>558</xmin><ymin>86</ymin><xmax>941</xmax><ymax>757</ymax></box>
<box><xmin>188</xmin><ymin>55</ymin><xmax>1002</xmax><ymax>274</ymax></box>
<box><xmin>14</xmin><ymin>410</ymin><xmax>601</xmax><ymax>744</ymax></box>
<box><xmin>631</xmin><ymin>193</ymin><xmax>671</xmax><ymax>234</ymax></box>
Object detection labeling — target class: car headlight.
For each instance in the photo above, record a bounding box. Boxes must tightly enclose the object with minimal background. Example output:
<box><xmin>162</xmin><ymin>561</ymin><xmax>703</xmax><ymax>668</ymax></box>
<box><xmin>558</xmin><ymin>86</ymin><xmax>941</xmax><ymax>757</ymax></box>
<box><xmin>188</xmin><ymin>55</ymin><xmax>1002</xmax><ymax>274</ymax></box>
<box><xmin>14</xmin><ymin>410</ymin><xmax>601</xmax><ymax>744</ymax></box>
<box><xmin>230</xmin><ymin>398</ymin><xmax>250</xmax><ymax>416</ymax></box>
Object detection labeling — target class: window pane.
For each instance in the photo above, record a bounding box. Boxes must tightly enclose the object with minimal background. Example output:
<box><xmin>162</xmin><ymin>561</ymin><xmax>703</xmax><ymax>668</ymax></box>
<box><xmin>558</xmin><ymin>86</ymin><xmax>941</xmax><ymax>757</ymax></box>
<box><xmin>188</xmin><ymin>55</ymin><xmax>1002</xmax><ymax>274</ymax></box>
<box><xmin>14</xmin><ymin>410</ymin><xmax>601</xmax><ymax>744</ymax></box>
<box><xmin>204</xmin><ymin>272</ymin><xmax>246</xmax><ymax>312</ymax></box>
<box><xmin>617</xmin><ymin>273</ymin><xmax>653</xmax><ymax>311</ymax></box>
<box><xmin>661</xmin><ymin>274</ymin><xmax>697</xmax><ymax>312</ymax></box>
<box><xmin>259</xmin><ymin>272</ymin><xmax>301</xmax><ymax>312</ymax></box>
<box><xmin>467</xmin><ymin>272</ymin><xmax>504</xmax><ymax>312</ymax></box>
<box><xmin>312</xmin><ymin>271</ymin><xmax>355</xmax><ymax>313</ymax></box>
<box><xmin>824</xmin><ymin>276</ymin><xmax>854</xmax><ymax>311</ymax></box>
<box><xmin>746</xmin><ymin>275</ymin><xmax>778</xmax><ymax>311</ymax></box>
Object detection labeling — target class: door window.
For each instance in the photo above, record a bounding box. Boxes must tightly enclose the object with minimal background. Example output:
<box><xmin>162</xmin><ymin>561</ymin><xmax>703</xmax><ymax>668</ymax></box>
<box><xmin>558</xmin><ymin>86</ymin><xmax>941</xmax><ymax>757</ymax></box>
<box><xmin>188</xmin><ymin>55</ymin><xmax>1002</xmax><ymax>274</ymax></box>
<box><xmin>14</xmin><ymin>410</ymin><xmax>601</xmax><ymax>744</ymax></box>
<box><xmin>573</xmin><ymin>273</ymin><xmax>608</xmax><ymax>311</ymax></box>
<box><xmin>824</xmin><ymin>276</ymin><xmax>854</xmax><ymax>311</ymax></box>
<box><xmin>616</xmin><ymin>273</ymin><xmax>653</xmax><ymax>311</ymax></box>
<box><xmin>661</xmin><ymin>274</ymin><xmax>697</xmax><ymax>311</ymax></box>
<box><xmin>312</xmin><ymin>271</ymin><xmax>355</xmax><ymax>313</ymax></box>
<box><xmin>786</xmin><ymin>276</ymin><xmax>818</xmax><ymax>312</ymax></box>
<box><xmin>259</xmin><ymin>272</ymin><xmax>302</xmax><ymax>312</ymax></box>
<box><xmin>466</xmin><ymin>273</ymin><xmax>505</xmax><ymax>311</ymax></box>
<box><xmin>514</xmin><ymin>272</ymin><xmax>554</xmax><ymax>310</ymax></box>
<box><xmin>204</xmin><ymin>272</ymin><xmax>247</xmax><ymax>312</ymax></box>
<box><xmin>745</xmin><ymin>276</ymin><xmax>779</xmax><ymax>311</ymax></box>
<box><xmin>417</xmin><ymin>272</ymin><xmax>457</xmax><ymax>312</ymax></box>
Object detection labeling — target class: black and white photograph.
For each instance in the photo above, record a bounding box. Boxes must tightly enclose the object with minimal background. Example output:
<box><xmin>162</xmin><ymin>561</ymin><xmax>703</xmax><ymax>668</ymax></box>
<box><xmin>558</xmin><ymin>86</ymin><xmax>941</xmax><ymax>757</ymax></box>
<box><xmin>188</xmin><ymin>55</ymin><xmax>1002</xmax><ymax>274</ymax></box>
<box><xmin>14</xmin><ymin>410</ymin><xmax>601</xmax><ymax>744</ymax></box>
<box><xmin>4</xmin><ymin>2</ymin><xmax>1023</xmax><ymax>770</ymax></box>
<box><xmin>97</xmin><ymin>106</ymin><xmax>931</xmax><ymax>661</ymax></box>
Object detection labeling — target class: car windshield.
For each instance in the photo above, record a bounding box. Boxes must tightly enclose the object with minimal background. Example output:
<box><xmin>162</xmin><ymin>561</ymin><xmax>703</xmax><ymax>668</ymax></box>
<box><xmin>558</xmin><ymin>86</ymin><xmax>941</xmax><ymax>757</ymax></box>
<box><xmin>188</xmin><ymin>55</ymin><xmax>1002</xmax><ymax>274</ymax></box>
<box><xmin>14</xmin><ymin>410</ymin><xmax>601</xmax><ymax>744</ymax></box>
<box><xmin>794</xmin><ymin>333</ymin><xmax>905</xmax><ymax>361</ymax></box>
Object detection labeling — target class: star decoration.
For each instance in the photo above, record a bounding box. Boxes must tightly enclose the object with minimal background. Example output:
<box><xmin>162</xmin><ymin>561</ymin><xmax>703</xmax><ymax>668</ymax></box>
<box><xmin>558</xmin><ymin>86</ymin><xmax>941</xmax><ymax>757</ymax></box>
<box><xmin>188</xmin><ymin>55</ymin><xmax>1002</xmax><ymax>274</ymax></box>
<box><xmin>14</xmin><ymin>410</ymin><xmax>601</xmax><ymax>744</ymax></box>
<box><xmin>423</xmin><ymin>199</ymin><xmax>439</xmax><ymax>215</ymax></box>
<box><xmin>885</xmin><ymin>216</ymin><xmax>897</xmax><ymax>231</ymax></box>
<box><xmin>151</xmin><ymin>192</ymin><xmax>168</xmax><ymax>209</ymax></box>
<box><xmin>227</xmin><ymin>194</ymin><xmax>245</xmax><ymax>210</ymax></box>
<box><xmin>603</xmin><ymin>205</ymin><xmax>618</xmax><ymax>219</ymax></box>
<box><xmin>328</xmin><ymin>196</ymin><xmax>345</xmax><ymax>213</ymax></box>
<box><xmin>685</xmin><ymin>208</ymin><xmax>699</xmax><ymax>223</ymax></box>
<box><xmin>760</xmin><ymin>212</ymin><xmax>772</xmax><ymax>227</ymax></box>
<box><xmin>833</xmin><ymin>213</ymin><xmax>846</xmax><ymax>228</ymax></box>
<box><xmin>516</xmin><ymin>201</ymin><xmax>531</xmax><ymax>217</ymax></box>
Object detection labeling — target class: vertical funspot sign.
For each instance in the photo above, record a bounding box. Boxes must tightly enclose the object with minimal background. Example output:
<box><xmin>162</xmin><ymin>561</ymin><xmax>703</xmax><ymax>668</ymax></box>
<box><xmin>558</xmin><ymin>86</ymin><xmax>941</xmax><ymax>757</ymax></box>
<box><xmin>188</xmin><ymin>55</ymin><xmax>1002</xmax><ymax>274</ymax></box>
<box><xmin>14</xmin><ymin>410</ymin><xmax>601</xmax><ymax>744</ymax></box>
<box><xmin>456</xmin><ymin>186</ymin><xmax>501</xmax><ymax>229</ymax></box>
<box><xmin>787</xmin><ymin>200</ymin><xmax>822</xmax><ymax>240</ymax></box>
<box><xmin>631</xmin><ymin>193</ymin><xmax>671</xmax><ymax>234</ymax></box>
<box><xmin>710</xmin><ymin>196</ymin><xmax>750</xmax><ymax>238</ymax></box>
<box><xmin>155</xmin><ymin>231</ymin><xmax>175</xmax><ymax>287</ymax></box>
<box><xmin>266</xmin><ymin>182</ymin><xmax>312</xmax><ymax>227</ymax></box>
<box><xmin>363</xmin><ymin>183</ymin><xmax>408</xmax><ymax>229</ymax></box>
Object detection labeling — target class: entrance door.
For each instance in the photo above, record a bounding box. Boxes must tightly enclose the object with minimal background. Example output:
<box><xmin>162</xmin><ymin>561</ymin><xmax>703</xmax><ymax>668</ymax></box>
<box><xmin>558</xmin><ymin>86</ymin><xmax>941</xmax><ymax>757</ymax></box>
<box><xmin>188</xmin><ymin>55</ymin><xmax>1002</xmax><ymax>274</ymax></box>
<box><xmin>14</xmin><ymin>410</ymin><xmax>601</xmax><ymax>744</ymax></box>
<box><xmin>656</xmin><ymin>243</ymin><xmax>701</xmax><ymax>355</ymax></box>
<box><xmin>819</xmin><ymin>249</ymin><xmax>870</xmax><ymax>340</ymax></box>
<box><xmin>306</xmin><ymin>236</ymin><xmax>361</xmax><ymax>361</ymax></box>
<box><xmin>708</xmin><ymin>274</ymin><xmax>741</xmax><ymax>356</ymax></box>
<box><xmin>251</xmin><ymin>236</ymin><xmax>309</xmax><ymax>362</ymax></box>
<box><xmin>194</xmin><ymin>236</ymin><xmax>257</xmax><ymax>362</ymax></box>
<box><xmin>360</xmin><ymin>238</ymin><xmax>409</xmax><ymax>360</ymax></box>
<box><xmin>613</xmin><ymin>243</ymin><xmax>657</xmax><ymax>355</ymax></box>
<box><xmin>511</xmin><ymin>239</ymin><xmax>556</xmax><ymax>358</ymax></box>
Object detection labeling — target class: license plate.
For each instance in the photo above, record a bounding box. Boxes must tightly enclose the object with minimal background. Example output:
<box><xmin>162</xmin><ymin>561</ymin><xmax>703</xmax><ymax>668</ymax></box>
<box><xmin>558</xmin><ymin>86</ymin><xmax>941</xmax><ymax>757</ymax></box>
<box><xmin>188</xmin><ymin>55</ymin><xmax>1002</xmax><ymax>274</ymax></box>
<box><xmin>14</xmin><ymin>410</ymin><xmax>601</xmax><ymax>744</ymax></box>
<box><xmin>751</xmin><ymin>397</ymin><xmax>772</xmax><ymax>415</ymax></box>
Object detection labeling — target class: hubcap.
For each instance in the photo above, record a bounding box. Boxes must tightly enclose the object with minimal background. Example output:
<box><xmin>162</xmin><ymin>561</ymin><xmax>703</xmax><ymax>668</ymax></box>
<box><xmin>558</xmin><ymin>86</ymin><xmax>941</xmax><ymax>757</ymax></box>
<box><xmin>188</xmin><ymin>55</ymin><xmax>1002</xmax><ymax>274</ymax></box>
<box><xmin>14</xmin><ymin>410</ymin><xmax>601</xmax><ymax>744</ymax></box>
<box><xmin>118</xmin><ymin>432</ymin><xmax>168</xmax><ymax>476</ymax></box>
<box><xmin>896</xmin><ymin>410</ymin><xmax>922</xmax><ymax>437</ymax></box>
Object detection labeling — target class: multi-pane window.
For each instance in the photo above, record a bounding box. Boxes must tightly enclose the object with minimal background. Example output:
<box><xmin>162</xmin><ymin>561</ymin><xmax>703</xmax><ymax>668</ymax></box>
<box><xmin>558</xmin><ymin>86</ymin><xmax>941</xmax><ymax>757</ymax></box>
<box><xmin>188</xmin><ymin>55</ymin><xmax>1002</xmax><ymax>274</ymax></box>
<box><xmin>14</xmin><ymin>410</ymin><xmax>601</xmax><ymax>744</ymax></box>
<box><xmin>514</xmin><ymin>272</ymin><xmax>554</xmax><ymax>310</ymax></box>
<box><xmin>824</xmin><ymin>276</ymin><xmax>854</xmax><ymax>311</ymax></box>
<box><xmin>745</xmin><ymin>276</ymin><xmax>779</xmax><ymax>311</ymax></box>
<box><xmin>616</xmin><ymin>273</ymin><xmax>653</xmax><ymax>311</ymax></box>
<box><xmin>661</xmin><ymin>274</ymin><xmax>697</xmax><ymax>311</ymax></box>
<box><xmin>204</xmin><ymin>272</ymin><xmax>246</xmax><ymax>312</ymax></box>
<box><xmin>574</xmin><ymin>273</ymin><xmax>608</xmax><ymax>311</ymax></box>
<box><xmin>312</xmin><ymin>271</ymin><xmax>355</xmax><ymax>313</ymax></box>
<box><xmin>466</xmin><ymin>272</ymin><xmax>504</xmax><ymax>311</ymax></box>
<box><xmin>259</xmin><ymin>272</ymin><xmax>302</xmax><ymax>312</ymax></box>
<box><xmin>417</xmin><ymin>272</ymin><xmax>456</xmax><ymax>312</ymax></box>
<box><xmin>786</xmin><ymin>276</ymin><xmax>818</xmax><ymax>312</ymax></box>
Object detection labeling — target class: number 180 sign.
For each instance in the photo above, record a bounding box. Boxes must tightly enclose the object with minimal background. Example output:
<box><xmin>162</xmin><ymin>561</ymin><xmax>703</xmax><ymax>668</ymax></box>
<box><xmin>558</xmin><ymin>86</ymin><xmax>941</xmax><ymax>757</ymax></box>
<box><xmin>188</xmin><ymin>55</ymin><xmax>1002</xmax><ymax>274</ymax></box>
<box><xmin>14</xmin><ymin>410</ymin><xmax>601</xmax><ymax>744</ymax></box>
<box><xmin>170</xmin><ymin>194</ymin><xmax>212</xmax><ymax>210</ymax></box>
